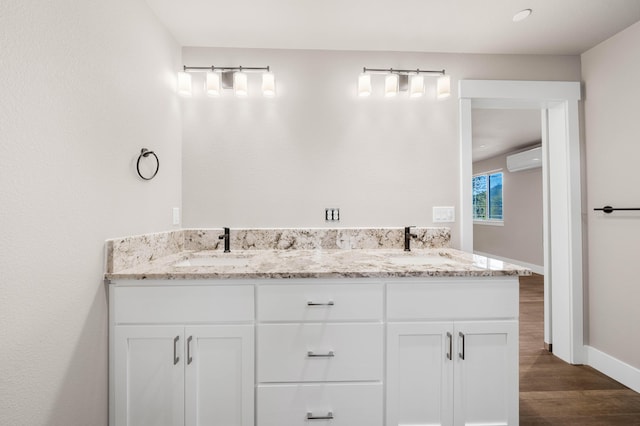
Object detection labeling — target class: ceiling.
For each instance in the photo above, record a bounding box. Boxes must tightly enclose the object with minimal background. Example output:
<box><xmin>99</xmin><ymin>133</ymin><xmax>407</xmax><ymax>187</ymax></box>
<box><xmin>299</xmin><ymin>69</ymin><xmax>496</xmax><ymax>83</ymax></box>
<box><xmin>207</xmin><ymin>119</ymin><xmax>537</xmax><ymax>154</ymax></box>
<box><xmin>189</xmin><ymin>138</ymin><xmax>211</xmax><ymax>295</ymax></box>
<box><xmin>472</xmin><ymin>109</ymin><xmax>541</xmax><ymax>162</ymax></box>
<box><xmin>146</xmin><ymin>0</ymin><xmax>640</xmax><ymax>55</ymax></box>
<box><xmin>145</xmin><ymin>1</ymin><xmax>638</xmax><ymax>163</ymax></box>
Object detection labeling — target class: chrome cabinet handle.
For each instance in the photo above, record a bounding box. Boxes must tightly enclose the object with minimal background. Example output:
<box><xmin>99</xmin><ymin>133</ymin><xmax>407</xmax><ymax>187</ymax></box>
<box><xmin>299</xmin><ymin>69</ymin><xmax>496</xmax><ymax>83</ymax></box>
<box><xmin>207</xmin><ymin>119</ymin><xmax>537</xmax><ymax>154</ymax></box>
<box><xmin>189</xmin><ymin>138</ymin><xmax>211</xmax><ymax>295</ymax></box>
<box><xmin>307</xmin><ymin>350</ymin><xmax>335</xmax><ymax>358</ymax></box>
<box><xmin>187</xmin><ymin>335</ymin><xmax>193</xmax><ymax>365</ymax></box>
<box><xmin>307</xmin><ymin>300</ymin><xmax>335</xmax><ymax>306</ymax></box>
<box><xmin>458</xmin><ymin>332</ymin><xmax>465</xmax><ymax>360</ymax></box>
<box><xmin>173</xmin><ymin>336</ymin><xmax>180</xmax><ymax>365</ymax></box>
<box><xmin>446</xmin><ymin>332</ymin><xmax>452</xmax><ymax>360</ymax></box>
<box><xmin>307</xmin><ymin>411</ymin><xmax>334</xmax><ymax>420</ymax></box>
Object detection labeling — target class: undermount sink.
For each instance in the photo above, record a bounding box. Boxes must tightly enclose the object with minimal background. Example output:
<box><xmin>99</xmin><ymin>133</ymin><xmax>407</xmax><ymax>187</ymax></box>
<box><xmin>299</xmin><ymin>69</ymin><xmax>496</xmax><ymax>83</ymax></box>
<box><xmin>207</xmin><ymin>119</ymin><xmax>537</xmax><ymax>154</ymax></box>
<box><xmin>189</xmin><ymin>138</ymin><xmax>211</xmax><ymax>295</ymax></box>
<box><xmin>387</xmin><ymin>254</ymin><xmax>454</xmax><ymax>266</ymax></box>
<box><xmin>173</xmin><ymin>256</ymin><xmax>251</xmax><ymax>267</ymax></box>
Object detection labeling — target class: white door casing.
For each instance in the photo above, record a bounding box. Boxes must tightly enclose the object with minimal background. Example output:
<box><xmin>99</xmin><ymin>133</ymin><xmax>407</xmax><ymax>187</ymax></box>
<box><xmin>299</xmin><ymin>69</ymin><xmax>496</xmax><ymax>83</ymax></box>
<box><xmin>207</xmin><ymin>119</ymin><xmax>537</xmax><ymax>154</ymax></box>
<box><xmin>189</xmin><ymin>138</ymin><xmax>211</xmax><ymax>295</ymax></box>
<box><xmin>459</xmin><ymin>80</ymin><xmax>584</xmax><ymax>364</ymax></box>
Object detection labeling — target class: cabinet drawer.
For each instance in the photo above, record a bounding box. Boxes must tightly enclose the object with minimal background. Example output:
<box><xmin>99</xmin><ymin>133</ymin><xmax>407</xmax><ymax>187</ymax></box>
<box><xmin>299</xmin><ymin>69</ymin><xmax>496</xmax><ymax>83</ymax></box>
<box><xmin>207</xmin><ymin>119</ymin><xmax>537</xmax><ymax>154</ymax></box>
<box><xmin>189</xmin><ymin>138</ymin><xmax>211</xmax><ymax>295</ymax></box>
<box><xmin>387</xmin><ymin>278</ymin><xmax>519</xmax><ymax>321</ymax></box>
<box><xmin>258</xmin><ymin>283</ymin><xmax>383</xmax><ymax>321</ymax></box>
<box><xmin>257</xmin><ymin>323</ymin><xmax>383</xmax><ymax>382</ymax></box>
<box><xmin>113</xmin><ymin>285</ymin><xmax>254</xmax><ymax>324</ymax></box>
<box><xmin>257</xmin><ymin>383</ymin><xmax>383</xmax><ymax>426</ymax></box>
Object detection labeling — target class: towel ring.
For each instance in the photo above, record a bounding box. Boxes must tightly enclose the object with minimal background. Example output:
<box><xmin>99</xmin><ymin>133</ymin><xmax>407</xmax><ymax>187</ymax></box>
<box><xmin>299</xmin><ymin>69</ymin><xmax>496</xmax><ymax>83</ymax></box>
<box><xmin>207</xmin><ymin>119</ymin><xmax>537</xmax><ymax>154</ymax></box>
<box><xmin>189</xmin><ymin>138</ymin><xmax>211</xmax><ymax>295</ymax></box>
<box><xmin>136</xmin><ymin>148</ymin><xmax>159</xmax><ymax>180</ymax></box>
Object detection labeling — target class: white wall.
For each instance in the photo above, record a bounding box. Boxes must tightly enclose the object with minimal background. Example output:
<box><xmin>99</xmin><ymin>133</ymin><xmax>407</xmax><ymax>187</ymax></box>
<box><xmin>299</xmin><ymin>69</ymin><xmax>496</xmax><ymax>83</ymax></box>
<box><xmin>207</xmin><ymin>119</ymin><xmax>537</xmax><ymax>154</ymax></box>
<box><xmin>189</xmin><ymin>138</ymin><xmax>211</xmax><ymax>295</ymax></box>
<box><xmin>181</xmin><ymin>47</ymin><xmax>581</xmax><ymax>248</ymax></box>
<box><xmin>473</xmin><ymin>149</ymin><xmax>544</xmax><ymax>268</ymax></box>
<box><xmin>0</xmin><ymin>1</ymin><xmax>181</xmax><ymax>425</ymax></box>
<box><xmin>582</xmin><ymin>21</ymin><xmax>640</xmax><ymax>370</ymax></box>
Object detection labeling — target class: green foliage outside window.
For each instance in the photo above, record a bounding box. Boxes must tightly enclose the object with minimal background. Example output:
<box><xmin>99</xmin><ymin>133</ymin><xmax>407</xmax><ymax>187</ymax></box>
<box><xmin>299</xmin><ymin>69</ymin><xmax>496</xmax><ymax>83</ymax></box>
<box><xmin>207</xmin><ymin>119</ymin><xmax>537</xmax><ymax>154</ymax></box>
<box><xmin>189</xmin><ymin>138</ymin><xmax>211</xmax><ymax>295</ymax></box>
<box><xmin>473</xmin><ymin>172</ymin><xmax>503</xmax><ymax>221</ymax></box>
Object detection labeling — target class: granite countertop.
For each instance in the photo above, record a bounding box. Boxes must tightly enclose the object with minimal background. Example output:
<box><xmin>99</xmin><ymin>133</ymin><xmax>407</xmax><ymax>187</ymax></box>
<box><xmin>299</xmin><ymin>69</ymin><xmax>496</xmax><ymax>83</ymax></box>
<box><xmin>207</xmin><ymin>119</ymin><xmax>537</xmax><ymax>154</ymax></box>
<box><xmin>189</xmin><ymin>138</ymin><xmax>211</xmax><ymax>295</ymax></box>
<box><xmin>105</xmin><ymin>247</ymin><xmax>531</xmax><ymax>280</ymax></box>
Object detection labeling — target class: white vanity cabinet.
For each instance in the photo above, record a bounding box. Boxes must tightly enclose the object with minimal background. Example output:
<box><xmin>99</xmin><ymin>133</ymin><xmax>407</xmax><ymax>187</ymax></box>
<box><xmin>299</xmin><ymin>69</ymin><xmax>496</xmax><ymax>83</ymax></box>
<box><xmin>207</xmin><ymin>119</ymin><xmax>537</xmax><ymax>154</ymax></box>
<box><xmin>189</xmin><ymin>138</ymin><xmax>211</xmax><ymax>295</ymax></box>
<box><xmin>256</xmin><ymin>282</ymin><xmax>385</xmax><ymax>426</ymax></box>
<box><xmin>386</xmin><ymin>278</ymin><xmax>519</xmax><ymax>426</ymax></box>
<box><xmin>108</xmin><ymin>276</ymin><xmax>519</xmax><ymax>426</ymax></box>
<box><xmin>109</xmin><ymin>283</ymin><xmax>255</xmax><ymax>426</ymax></box>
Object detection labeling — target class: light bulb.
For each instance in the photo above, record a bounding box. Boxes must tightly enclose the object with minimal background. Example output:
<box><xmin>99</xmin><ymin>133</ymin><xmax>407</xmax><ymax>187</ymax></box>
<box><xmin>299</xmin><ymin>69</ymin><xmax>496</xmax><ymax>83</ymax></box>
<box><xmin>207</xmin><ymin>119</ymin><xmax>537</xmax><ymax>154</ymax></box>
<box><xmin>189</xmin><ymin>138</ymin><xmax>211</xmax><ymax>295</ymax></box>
<box><xmin>177</xmin><ymin>71</ymin><xmax>192</xmax><ymax>97</ymax></box>
<box><xmin>437</xmin><ymin>75</ymin><xmax>451</xmax><ymax>99</ymax></box>
<box><xmin>234</xmin><ymin>71</ymin><xmax>248</xmax><ymax>97</ymax></box>
<box><xmin>385</xmin><ymin>74</ymin><xmax>399</xmax><ymax>97</ymax></box>
<box><xmin>409</xmin><ymin>74</ymin><xmax>424</xmax><ymax>98</ymax></box>
<box><xmin>358</xmin><ymin>73</ymin><xmax>371</xmax><ymax>97</ymax></box>
<box><xmin>205</xmin><ymin>72</ymin><xmax>221</xmax><ymax>97</ymax></box>
<box><xmin>262</xmin><ymin>72</ymin><xmax>276</xmax><ymax>97</ymax></box>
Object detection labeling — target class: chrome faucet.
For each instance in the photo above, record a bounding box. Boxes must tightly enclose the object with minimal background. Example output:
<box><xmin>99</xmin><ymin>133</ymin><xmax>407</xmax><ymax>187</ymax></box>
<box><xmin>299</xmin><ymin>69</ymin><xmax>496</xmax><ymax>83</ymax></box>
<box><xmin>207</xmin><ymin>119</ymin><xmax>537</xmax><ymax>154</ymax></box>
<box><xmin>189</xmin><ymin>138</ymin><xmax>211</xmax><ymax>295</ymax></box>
<box><xmin>219</xmin><ymin>227</ymin><xmax>230</xmax><ymax>253</ymax></box>
<box><xmin>404</xmin><ymin>226</ymin><xmax>417</xmax><ymax>251</ymax></box>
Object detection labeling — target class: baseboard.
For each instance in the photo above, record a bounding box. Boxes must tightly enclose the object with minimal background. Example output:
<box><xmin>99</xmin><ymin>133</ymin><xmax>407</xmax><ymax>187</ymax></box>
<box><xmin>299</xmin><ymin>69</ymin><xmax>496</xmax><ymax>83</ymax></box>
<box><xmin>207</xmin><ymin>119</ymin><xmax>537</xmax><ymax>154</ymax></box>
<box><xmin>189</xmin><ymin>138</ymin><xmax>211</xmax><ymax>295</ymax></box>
<box><xmin>472</xmin><ymin>251</ymin><xmax>544</xmax><ymax>275</ymax></box>
<box><xmin>585</xmin><ymin>345</ymin><xmax>640</xmax><ymax>393</ymax></box>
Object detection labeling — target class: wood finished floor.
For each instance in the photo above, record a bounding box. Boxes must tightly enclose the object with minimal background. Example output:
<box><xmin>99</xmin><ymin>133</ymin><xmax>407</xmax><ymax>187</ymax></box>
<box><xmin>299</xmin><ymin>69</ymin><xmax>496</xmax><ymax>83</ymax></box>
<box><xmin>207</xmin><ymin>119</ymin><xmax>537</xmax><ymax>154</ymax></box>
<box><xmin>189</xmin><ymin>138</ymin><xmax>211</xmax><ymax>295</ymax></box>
<box><xmin>519</xmin><ymin>274</ymin><xmax>640</xmax><ymax>425</ymax></box>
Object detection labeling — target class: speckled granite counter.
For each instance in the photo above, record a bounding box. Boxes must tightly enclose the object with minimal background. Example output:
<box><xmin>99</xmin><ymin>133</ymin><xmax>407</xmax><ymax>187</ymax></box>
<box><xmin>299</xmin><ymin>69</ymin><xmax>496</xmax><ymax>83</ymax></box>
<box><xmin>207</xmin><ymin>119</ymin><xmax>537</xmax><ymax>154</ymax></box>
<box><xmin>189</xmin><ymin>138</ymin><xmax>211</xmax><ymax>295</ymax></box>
<box><xmin>104</xmin><ymin>227</ymin><xmax>530</xmax><ymax>280</ymax></box>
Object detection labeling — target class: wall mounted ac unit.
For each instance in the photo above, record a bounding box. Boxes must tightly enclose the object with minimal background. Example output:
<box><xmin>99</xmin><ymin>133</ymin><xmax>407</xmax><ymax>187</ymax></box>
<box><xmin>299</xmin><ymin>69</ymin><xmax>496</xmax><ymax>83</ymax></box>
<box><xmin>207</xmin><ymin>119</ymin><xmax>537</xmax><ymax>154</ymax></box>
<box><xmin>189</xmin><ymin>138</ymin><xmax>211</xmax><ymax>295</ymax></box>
<box><xmin>506</xmin><ymin>146</ymin><xmax>542</xmax><ymax>172</ymax></box>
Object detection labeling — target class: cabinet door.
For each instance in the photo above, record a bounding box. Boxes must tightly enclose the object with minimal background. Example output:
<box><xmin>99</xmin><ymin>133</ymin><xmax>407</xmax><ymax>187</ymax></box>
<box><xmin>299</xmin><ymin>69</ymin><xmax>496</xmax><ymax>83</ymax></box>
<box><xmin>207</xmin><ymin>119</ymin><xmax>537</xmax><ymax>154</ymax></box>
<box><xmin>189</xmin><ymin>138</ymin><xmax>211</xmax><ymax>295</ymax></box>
<box><xmin>453</xmin><ymin>320</ymin><xmax>518</xmax><ymax>426</ymax></box>
<box><xmin>386</xmin><ymin>322</ymin><xmax>454</xmax><ymax>426</ymax></box>
<box><xmin>114</xmin><ymin>326</ymin><xmax>185</xmax><ymax>426</ymax></box>
<box><xmin>185</xmin><ymin>325</ymin><xmax>254</xmax><ymax>426</ymax></box>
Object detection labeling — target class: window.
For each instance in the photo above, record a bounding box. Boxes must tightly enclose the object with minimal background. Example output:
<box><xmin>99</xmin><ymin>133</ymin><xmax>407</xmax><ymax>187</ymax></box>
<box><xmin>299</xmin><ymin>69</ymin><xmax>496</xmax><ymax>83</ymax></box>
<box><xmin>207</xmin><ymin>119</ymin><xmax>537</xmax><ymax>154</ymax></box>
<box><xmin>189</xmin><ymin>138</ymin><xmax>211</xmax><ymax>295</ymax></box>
<box><xmin>473</xmin><ymin>171</ymin><xmax>503</xmax><ymax>222</ymax></box>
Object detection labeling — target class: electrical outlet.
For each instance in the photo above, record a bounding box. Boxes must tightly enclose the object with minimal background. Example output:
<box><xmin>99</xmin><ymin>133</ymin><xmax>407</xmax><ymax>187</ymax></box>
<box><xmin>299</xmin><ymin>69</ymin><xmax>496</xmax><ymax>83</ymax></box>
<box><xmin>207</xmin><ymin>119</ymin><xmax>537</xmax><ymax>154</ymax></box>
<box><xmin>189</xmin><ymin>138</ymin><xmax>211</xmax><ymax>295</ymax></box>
<box><xmin>325</xmin><ymin>208</ymin><xmax>340</xmax><ymax>222</ymax></box>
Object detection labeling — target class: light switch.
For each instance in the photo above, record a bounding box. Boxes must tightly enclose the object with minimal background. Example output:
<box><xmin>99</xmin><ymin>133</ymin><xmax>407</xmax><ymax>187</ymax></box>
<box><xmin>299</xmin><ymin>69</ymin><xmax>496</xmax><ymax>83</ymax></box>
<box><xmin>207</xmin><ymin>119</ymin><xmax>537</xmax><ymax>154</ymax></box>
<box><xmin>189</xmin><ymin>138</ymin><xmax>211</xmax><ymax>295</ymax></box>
<box><xmin>433</xmin><ymin>206</ymin><xmax>455</xmax><ymax>223</ymax></box>
<box><xmin>172</xmin><ymin>207</ymin><xmax>180</xmax><ymax>225</ymax></box>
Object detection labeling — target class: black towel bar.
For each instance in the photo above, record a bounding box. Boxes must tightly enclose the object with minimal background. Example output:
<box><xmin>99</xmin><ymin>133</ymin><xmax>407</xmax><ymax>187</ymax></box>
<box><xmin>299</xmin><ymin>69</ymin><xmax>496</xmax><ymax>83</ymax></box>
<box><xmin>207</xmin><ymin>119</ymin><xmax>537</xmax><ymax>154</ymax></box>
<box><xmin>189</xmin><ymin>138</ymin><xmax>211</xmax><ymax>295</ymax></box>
<box><xmin>594</xmin><ymin>206</ymin><xmax>640</xmax><ymax>214</ymax></box>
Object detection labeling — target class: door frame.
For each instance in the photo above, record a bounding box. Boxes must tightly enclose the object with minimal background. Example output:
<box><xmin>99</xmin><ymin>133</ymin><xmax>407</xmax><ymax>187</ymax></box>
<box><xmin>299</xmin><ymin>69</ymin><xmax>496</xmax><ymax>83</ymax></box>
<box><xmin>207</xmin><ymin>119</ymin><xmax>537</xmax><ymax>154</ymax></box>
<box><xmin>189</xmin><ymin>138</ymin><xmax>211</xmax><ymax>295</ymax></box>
<box><xmin>459</xmin><ymin>80</ymin><xmax>584</xmax><ymax>364</ymax></box>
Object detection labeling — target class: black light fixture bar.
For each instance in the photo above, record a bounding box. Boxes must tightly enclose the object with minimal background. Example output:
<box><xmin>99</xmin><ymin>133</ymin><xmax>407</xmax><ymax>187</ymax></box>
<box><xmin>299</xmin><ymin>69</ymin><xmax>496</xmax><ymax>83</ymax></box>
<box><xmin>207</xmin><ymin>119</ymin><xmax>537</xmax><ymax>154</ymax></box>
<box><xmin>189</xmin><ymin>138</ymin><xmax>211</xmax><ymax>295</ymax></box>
<box><xmin>183</xmin><ymin>65</ymin><xmax>270</xmax><ymax>72</ymax></box>
<box><xmin>363</xmin><ymin>67</ymin><xmax>445</xmax><ymax>76</ymax></box>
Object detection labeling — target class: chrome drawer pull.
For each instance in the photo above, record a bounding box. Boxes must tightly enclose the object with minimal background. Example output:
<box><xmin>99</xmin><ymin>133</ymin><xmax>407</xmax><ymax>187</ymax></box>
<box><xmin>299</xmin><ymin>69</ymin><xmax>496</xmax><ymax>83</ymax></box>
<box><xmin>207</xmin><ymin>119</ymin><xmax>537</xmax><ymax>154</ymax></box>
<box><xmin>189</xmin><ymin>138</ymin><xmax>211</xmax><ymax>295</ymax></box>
<box><xmin>446</xmin><ymin>332</ymin><xmax>452</xmax><ymax>360</ymax></box>
<box><xmin>307</xmin><ymin>411</ymin><xmax>334</xmax><ymax>420</ymax></box>
<box><xmin>187</xmin><ymin>335</ymin><xmax>193</xmax><ymax>365</ymax></box>
<box><xmin>307</xmin><ymin>300</ymin><xmax>335</xmax><ymax>306</ymax></box>
<box><xmin>459</xmin><ymin>331</ymin><xmax>466</xmax><ymax>360</ymax></box>
<box><xmin>173</xmin><ymin>335</ymin><xmax>180</xmax><ymax>365</ymax></box>
<box><xmin>307</xmin><ymin>350</ymin><xmax>335</xmax><ymax>358</ymax></box>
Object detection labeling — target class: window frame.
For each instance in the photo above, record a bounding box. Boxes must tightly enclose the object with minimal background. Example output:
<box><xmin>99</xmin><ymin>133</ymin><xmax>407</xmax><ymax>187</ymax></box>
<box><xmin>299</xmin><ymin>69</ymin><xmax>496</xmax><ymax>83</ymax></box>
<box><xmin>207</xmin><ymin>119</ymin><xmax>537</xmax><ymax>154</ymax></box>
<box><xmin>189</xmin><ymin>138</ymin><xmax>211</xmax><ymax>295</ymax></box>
<box><xmin>472</xmin><ymin>169</ymin><xmax>504</xmax><ymax>226</ymax></box>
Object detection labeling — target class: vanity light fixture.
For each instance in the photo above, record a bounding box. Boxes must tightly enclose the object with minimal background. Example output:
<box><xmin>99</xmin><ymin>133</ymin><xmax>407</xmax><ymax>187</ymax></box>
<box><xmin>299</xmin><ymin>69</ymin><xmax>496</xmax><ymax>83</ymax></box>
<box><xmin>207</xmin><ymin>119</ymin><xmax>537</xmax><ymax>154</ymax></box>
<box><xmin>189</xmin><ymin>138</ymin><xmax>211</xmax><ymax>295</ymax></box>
<box><xmin>358</xmin><ymin>67</ymin><xmax>448</xmax><ymax>99</ymax></box>
<box><xmin>177</xmin><ymin>71</ymin><xmax>192</xmax><ymax>97</ymax></box>
<box><xmin>179</xmin><ymin>65</ymin><xmax>274</xmax><ymax>97</ymax></box>
<box><xmin>233</xmin><ymin>70</ymin><xmax>248</xmax><ymax>97</ymax></box>
<box><xmin>262</xmin><ymin>72</ymin><xmax>276</xmax><ymax>97</ymax></box>
<box><xmin>358</xmin><ymin>73</ymin><xmax>372</xmax><ymax>97</ymax></box>
<box><xmin>437</xmin><ymin>75</ymin><xmax>451</xmax><ymax>99</ymax></box>
<box><xmin>385</xmin><ymin>73</ymin><xmax>399</xmax><ymax>97</ymax></box>
<box><xmin>205</xmin><ymin>72</ymin><xmax>221</xmax><ymax>97</ymax></box>
<box><xmin>409</xmin><ymin>74</ymin><xmax>425</xmax><ymax>98</ymax></box>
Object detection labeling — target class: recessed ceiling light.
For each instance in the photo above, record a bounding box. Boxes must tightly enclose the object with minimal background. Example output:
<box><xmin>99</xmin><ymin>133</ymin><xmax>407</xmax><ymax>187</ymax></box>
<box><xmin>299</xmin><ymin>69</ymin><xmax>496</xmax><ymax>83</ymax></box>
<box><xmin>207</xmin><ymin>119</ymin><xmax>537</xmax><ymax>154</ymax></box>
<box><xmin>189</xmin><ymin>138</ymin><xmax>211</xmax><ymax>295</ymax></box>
<box><xmin>513</xmin><ymin>9</ymin><xmax>532</xmax><ymax>22</ymax></box>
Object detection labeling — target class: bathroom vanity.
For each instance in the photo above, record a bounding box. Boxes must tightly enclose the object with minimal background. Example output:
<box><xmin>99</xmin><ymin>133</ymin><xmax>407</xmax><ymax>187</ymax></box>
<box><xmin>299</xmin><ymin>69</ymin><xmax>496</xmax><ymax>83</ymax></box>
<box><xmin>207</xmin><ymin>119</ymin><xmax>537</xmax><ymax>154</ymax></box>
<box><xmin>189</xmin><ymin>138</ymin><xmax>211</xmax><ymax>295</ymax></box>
<box><xmin>105</xmin><ymin>228</ymin><xmax>528</xmax><ymax>426</ymax></box>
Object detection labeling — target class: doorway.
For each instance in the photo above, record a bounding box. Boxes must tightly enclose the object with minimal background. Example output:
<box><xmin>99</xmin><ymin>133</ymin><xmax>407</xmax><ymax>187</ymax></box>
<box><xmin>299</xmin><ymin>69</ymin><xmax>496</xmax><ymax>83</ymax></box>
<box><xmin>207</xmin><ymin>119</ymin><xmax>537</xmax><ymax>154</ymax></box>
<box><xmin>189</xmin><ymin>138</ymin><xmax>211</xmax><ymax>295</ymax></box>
<box><xmin>471</xmin><ymin>109</ymin><xmax>543</xmax><ymax>273</ymax></box>
<box><xmin>472</xmin><ymin>108</ymin><xmax>546</xmax><ymax>355</ymax></box>
<box><xmin>459</xmin><ymin>80</ymin><xmax>584</xmax><ymax>365</ymax></box>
